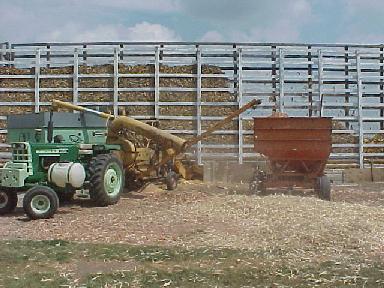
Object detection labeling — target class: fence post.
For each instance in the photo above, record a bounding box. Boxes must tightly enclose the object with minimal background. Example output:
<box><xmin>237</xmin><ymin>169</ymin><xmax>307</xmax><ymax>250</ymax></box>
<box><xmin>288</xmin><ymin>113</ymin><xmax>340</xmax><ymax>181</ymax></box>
<box><xmin>196</xmin><ymin>45</ymin><xmax>202</xmax><ymax>165</ymax></box>
<box><xmin>307</xmin><ymin>45</ymin><xmax>313</xmax><ymax>116</ymax></box>
<box><xmin>318</xmin><ymin>50</ymin><xmax>324</xmax><ymax>116</ymax></box>
<box><xmin>34</xmin><ymin>49</ymin><xmax>40</xmax><ymax>113</ymax></box>
<box><xmin>278</xmin><ymin>48</ymin><xmax>285</xmax><ymax>112</ymax></box>
<box><xmin>154</xmin><ymin>46</ymin><xmax>160</xmax><ymax>119</ymax></box>
<box><xmin>380</xmin><ymin>46</ymin><xmax>384</xmax><ymax>131</ymax></box>
<box><xmin>271</xmin><ymin>46</ymin><xmax>277</xmax><ymax>112</ymax></box>
<box><xmin>113</xmin><ymin>47</ymin><xmax>119</xmax><ymax>116</ymax></box>
<box><xmin>238</xmin><ymin>47</ymin><xmax>243</xmax><ymax>164</ymax></box>
<box><xmin>73</xmin><ymin>48</ymin><xmax>79</xmax><ymax>106</ymax></box>
<box><xmin>356</xmin><ymin>51</ymin><xmax>364</xmax><ymax>168</ymax></box>
<box><xmin>344</xmin><ymin>46</ymin><xmax>350</xmax><ymax>130</ymax></box>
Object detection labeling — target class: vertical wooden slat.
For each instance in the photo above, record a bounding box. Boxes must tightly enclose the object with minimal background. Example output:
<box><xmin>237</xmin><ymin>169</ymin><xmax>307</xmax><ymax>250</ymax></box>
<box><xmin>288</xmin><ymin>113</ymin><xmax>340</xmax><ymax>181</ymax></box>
<box><xmin>73</xmin><ymin>48</ymin><xmax>79</xmax><ymax>105</ymax></box>
<box><xmin>356</xmin><ymin>52</ymin><xmax>364</xmax><ymax>168</ymax></box>
<box><xmin>196</xmin><ymin>45</ymin><xmax>202</xmax><ymax>165</ymax></box>
<box><xmin>238</xmin><ymin>47</ymin><xmax>243</xmax><ymax>164</ymax></box>
<box><xmin>380</xmin><ymin>46</ymin><xmax>384</xmax><ymax>131</ymax></box>
<box><xmin>344</xmin><ymin>46</ymin><xmax>350</xmax><ymax>130</ymax></box>
<box><xmin>278</xmin><ymin>48</ymin><xmax>285</xmax><ymax>112</ymax></box>
<box><xmin>34</xmin><ymin>49</ymin><xmax>40</xmax><ymax>113</ymax></box>
<box><xmin>6</xmin><ymin>42</ymin><xmax>13</xmax><ymax>67</ymax></box>
<box><xmin>233</xmin><ymin>44</ymin><xmax>238</xmax><ymax>93</ymax></box>
<box><xmin>307</xmin><ymin>45</ymin><xmax>313</xmax><ymax>116</ymax></box>
<box><xmin>318</xmin><ymin>50</ymin><xmax>324</xmax><ymax>116</ymax></box>
<box><xmin>119</xmin><ymin>44</ymin><xmax>124</xmax><ymax>61</ymax></box>
<box><xmin>154</xmin><ymin>46</ymin><xmax>160</xmax><ymax>119</ymax></box>
<box><xmin>113</xmin><ymin>47</ymin><xmax>119</xmax><ymax>116</ymax></box>
<box><xmin>271</xmin><ymin>45</ymin><xmax>277</xmax><ymax>112</ymax></box>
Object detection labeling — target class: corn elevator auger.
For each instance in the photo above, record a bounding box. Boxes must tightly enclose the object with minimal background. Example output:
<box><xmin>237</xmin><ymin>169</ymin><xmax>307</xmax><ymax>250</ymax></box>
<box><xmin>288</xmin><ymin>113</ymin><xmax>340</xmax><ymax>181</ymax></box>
<box><xmin>52</xmin><ymin>99</ymin><xmax>260</xmax><ymax>189</ymax></box>
<box><xmin>0</xmin><ymin>98</ymin><xmax>259</xmax><ymax>220</ymax></box>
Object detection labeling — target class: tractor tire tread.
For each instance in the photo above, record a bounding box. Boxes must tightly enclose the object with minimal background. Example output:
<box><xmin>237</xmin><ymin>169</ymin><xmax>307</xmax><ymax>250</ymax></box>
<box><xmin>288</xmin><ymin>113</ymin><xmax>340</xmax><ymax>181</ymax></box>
<box><xmin>0</xmin><ymin>190</ymin><xmax>18</xmax><ymax>215</ymax></box>
<box><xmin>89</xmin><ymin>154</ymin><xmax>124</xmax><ymax>206</ymax></box>
<box><xmin>23</xmin><ymin>186</ymin><xmax>59</xmax><ymax>220</ymax></box>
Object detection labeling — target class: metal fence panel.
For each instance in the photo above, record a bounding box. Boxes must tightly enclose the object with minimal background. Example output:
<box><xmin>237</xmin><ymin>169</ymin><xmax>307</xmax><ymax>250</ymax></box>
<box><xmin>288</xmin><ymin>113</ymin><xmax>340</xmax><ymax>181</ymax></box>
<box><xmin>1</xmin><ymin>42</ymin><xmax>384</xmax><ymax>168</ymax></box>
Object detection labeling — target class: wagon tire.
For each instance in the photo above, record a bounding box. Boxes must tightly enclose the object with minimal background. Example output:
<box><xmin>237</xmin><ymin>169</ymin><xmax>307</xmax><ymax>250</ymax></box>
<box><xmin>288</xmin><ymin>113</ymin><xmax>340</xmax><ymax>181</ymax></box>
<box><xmin>23</xmin><ymin>186</ymin><xmax>59</xmax><ymax>220</ymax></box>
<box><xmin>249</xmin><ymin>182</ymin><xmax>257</xmax><ymax>194</ymax></box>
<box><xmin>258</xmin><ymin>182</ymin><xmax>267</xmax><ymax>195</ymax></box>
<box><xmin>316</xmin><ymin>176</ymin><xmax>331</xmax><ymax>201</ymax></box>
<box><xmin>249</xmin><ymin>180</ymin><xmax>266</xmax><ymax>195</ymax></box>
<box><xmin>89</xmin><ymin>154</ymin><xmax>125</xmax><ymax>206</ymax></box>
<box><xmin>0</xmin><ymin>190</ymin><xmax>18</xmax><ymax>215</ymax></box>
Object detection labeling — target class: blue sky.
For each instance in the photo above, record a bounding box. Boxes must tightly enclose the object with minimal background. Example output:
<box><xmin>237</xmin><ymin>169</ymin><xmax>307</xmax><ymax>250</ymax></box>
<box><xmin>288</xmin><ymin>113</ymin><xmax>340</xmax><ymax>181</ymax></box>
<box><xmin>1</xmin><ymin>0</ymin><xmax>384</xmax><ymax>44</ymax></box>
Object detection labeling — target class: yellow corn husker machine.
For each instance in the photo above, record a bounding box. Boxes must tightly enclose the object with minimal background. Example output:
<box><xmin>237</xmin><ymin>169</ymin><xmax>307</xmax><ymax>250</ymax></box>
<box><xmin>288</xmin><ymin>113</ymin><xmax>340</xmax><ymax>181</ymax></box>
<box><xmin>52</xmin><ymin>99</ymin><xmax>260</xmax><ymax>190</ymax></box>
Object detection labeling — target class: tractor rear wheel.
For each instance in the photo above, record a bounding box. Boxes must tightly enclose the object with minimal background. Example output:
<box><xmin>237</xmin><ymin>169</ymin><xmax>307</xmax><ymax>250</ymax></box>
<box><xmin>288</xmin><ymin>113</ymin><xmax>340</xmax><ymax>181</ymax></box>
<box><xmin>316</xmin><ymin>176</ymin><xmax>331</xmax><ymax>201</ymax></box>
<box><xmin>23</xmin><ymin>186</ymin><xmax>59</xmax><ymax>220</ymax></box>
<box><xmin>0</xmin><ymin>190</ymin><xmax>18</xmax><ymax>215</ymax></box>
<box><xmin>89</xmin><ymin>154</ymin><xmax>125</xmax><ymax>206</ymax></box>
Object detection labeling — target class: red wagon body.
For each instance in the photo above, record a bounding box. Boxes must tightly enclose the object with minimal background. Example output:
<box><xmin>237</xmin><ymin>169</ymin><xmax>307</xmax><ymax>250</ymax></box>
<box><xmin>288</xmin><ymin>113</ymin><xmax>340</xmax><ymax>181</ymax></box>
<box><xmin>251</xmin><ymin>117</ymin><xmax>333</xmax><ymax>199</ymax></box>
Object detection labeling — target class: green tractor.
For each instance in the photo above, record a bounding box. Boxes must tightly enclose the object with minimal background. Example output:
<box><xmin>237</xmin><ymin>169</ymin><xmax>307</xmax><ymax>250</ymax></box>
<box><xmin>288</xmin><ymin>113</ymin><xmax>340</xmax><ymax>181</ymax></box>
<box><xmin>0</xmin><ymin>111</ymin><xmax>125</xmax><ymax>219</ymax></box>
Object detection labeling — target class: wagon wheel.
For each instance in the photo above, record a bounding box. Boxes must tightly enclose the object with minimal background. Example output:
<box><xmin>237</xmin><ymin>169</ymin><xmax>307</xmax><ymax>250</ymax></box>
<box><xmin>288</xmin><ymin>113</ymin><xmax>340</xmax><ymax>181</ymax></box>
<box><xmin>249</xmin><ymin>167</ymin><xmax>267</xmax><ymax>195</ymax></box>
<box><xmin>249</xmin><ymin>181</ymin><xmax>266</xmax><ymax>195</ymax></box>
<box><xmin>315</xmin><ymin>176</ymin><xmax>331</xmax><ymax>201</ymax></box>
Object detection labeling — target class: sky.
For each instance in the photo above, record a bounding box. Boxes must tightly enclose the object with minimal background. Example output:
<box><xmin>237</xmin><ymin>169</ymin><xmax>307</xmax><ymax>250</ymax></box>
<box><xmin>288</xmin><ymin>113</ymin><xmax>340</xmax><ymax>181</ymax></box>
<box><xmin>1</xmin><ymin>0</ymin><xmax>384</xmax><ymax>44</ymax></box>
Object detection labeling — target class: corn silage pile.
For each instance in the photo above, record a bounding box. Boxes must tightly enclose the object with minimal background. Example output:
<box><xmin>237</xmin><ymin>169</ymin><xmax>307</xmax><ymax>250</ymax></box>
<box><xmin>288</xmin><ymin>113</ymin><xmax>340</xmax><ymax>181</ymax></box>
<box><xmin>0</xmin><ymin>64</ymin><xmax>238</xmax><ymax>156</ymax></box>
<box><xmin>0</xmin><ymin>64</ymin><xmax>366</xmax><ymax>163</ymax></box>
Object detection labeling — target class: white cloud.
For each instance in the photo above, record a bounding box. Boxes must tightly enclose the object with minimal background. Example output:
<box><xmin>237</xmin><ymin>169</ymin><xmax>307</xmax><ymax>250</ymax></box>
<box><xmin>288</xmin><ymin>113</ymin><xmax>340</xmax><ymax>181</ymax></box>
<box><xmin>44</xmin><ymin>22</ymin><xmax>181</xmax><ymax>42</ymax></box>
<box><xmin>220</xmin><ymin>0</ymin><xmax>312</xmax><ymax>42</ymax></box>
<box><xmin>181</xmin><ymin>0</ymin><xmax>312</xmax><ymax>42</ymax></box>
<box><xmin>125</xmin><ymin>22</ymin><xmax>181</xmax><ymax>41</ymax></box>
<box><xmin>0</xmin><ymin>0</ymin><xmax>182</xmax><ymax>43</ymax></box>
<box><xmin>200</xmin><ymin>31</ymin><xmax>224</xmax><ymax>42</ymax></box>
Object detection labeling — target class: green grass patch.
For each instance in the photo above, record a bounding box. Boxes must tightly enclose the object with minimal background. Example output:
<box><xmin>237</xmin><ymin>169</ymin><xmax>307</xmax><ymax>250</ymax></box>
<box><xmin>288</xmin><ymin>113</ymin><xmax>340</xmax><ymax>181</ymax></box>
<box><xmin>0</xmin><ymin>240</ymin><xmax>73</xmax><ymax>264</ymax></box>
<box><xmin>2</xmin><ymin>272</ymin><xmax>70</xmax><ymax>288</ymax></box>
<box><xmin>0</xmin><ymin>240</ymin><xmax>383</xmax><ymax>287</ymax></box>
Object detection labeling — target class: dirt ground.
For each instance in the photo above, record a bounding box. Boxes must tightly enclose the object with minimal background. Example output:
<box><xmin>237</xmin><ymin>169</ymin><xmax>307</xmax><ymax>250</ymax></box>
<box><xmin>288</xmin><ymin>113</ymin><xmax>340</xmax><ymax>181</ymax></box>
<box><xmin>1</xmin><ymin>181</ymin><xmax>384</xmax><ymax>263</ymax></box>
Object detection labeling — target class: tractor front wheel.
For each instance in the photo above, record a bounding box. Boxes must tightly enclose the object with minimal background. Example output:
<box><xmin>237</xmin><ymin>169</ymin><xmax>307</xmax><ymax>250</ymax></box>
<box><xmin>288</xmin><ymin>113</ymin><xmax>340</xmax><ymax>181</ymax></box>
<box><xmin>89</xmin><ymin>154</ymin><xmax>125</xmax><ymax>206</ymax></box>
<box><xmin>23</xmin><ymin>186</ymin><xmax>59</xmax><ymax>220</ymax></box>
<box><xmin>0</xmin><ymin>190</ymin><xmax>18</xmax><ymax>215</ymax></box>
